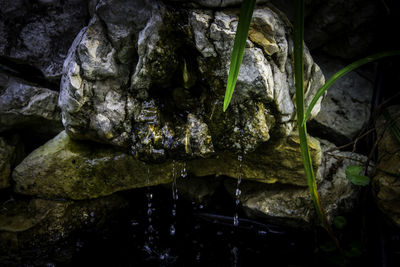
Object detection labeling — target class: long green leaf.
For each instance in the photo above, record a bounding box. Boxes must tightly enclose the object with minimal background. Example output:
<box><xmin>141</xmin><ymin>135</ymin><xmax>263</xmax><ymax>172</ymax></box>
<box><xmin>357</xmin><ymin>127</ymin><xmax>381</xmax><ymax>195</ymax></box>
<box><xmin>223</xmin><ymin>0</ymin><xmax>256</xmax><ymax>112</ymax></box>
<box><xmin>294</xmin><ymin>0</ymin><xmax>338</xmax><ymax>246</ymax></box>
<box><xmin>302</xmin><ymin>50</ymin><xmax>400</xmax><ymax>126</ymax></box>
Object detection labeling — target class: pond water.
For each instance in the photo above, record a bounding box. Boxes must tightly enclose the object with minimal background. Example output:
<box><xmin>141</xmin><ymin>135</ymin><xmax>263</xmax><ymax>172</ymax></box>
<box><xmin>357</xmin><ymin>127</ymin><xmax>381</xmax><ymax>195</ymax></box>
<box><xmin>1</xmin><ymin>182</ymin><xmax>400</xmax><ymax>267</ymax></box>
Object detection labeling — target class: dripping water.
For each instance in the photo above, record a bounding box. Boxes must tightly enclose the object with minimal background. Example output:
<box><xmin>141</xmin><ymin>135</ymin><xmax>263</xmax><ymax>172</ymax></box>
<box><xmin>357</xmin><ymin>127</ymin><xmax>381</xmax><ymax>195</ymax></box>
<box><xmin>180</xmin><ymin>161</ymin><xmax>188</xmax><ymax>179</ymax></box>
<box><xmin>233</xmin><ymin>154</ymin><xmax>243</xmax><ymax>227</ymax></box>
<box><xmin>170</xmin><ymin>161</ymin><xmax>178</xmax><ymax>237</ymax></box>
<box><xmin>144</xmin><ymin>168</ymin><xmax>156</xmax><ymax>254</ymax></box>
<box><xmin>231</xmin><ymin>153</ymin><xmax>243</xmax><ymax>267</ymax></box>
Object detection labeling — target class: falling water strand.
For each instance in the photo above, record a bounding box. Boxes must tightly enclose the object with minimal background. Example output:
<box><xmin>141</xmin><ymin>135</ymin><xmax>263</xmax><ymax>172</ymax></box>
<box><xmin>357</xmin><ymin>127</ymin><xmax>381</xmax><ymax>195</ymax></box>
<box><xmin>231</xmin><ymin>246</ymin><xmax>239</xmax><ymax>267</ymax></box>
<box><xmin>144</xmin><ymin>167</ymin><xmax>155</xmax><ymax>254</ymax></box>
<box><xmin>170</xmin><ymin>161</ymin><xmax>178</xmax><ymax>236</ymax></box>
<box><xmin>233</xmin><ymin>154</ymin><xmax>243</xmax><ymax>227</ymax></box>
<box><xmin>180</xmin><ymin>161</ymin><xmax>187</xmax><ymax>179</ymax></box>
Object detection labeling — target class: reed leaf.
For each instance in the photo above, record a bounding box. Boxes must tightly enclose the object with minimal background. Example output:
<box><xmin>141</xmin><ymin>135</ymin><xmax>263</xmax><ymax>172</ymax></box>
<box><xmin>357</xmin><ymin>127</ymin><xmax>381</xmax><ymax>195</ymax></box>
<box><xmin>294</xmin><ymin>0</ymin><xmax>338</xmax><ymax>245</ymax></box>
<box><xmin>302</xmin><ymin>50</ymin><xmax>400</xmax><ymax>126</ymax></box>
<box><xmin>223</xmin><ymin>0</ymin><xmax>256</xmax><ymax>112</ymax></box>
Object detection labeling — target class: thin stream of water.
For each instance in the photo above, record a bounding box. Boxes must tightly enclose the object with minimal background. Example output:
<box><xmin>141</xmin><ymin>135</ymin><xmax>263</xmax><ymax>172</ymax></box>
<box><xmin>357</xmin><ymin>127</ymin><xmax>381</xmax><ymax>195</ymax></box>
<box><xmin>170</xmin><ymin>161</ymin><xmax>178</xmax><ymax>236</ymax></box>
<box><xmin>233</xmin><ymin>154</ymin><xmax>243</xmax><ymax>227</ymax></box>
<box><xmin>144</xmin><ymin>168</ymin><xmax>156</xmax><ymax>254</ymax></box>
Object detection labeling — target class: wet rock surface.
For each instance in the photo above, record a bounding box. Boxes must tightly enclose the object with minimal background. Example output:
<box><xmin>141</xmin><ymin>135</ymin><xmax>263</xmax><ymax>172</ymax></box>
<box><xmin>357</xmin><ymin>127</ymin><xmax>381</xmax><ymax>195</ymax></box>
<box><xmin>0</xmin><ymin>194</ymin><xmax>128</xmax><ymax>256</ymax></box>
<box><xmin>373</xmin><ymin>105</ymin><xmax>400</xmax><ymax>227</ymax></box>
<box><xmin>13</xmin><ymin>129</ymin><xmax>321</xmax><ymax>200</ymax></box>
<box><xmin>13</xmin><ymin>131</ymin><xmax>175</xmax><ymax>200</ymax></box>
<box><xmin>0</xmin><ymin>71</ymin><xmax>63</xmax><ymax>136</ymax></box>
<box><xmin>59</xmin><ymin>0</ymin><xmax>325</xmax><ymax>159</ymax></box>
<box><xmin>188</xmin><ymin>131</ymin><xmax>322</xmax><ymax>186</ymax></box>
<box><xmin>232</xmin><ymin>143</ymin><xmax>367</xmax><ymax>228</ymax></box>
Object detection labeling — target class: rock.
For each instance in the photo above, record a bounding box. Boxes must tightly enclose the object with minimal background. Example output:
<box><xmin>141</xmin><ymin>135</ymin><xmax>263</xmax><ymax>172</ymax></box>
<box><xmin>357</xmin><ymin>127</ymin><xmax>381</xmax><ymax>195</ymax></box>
<box><xmin>188</xmin><ymin>131</ymin><xmax>322</xmax><ymax>186</ymax></box>
<box><xmin>12</xmin><ymin>131</ymin><xmax>176</xmax><ymax>200</ymax></box>
<box><xmin>270</xmin><ymin>0</ymin><xmax>383</xmax><ymax>59</ymax></box>
<box><xmin>230</xmin><ymin>143</ymin><xmax>367</xmax><ymax>228</ymax></box>
<box><xmin>0</xmin><ymin>194</ymin><xmax>127</xmax><ymax>254</ymax></box>
<box><xmin>13</xmin><ymin>129</ymin><xmax>322</xmax><ymax>199</ymax></box>
<box><xmin>59</xmin><ymin>1</ymin><xmax>325</xmax><ymax>160</ymax></box>
<box><xmin>308</xmin><ymin>53</ymin><xmax>373</xmax><ymax>145</ymax></box>
<box><xmin>0</xmin><ymin>0</ymin><xmax>89</xmax><ymax>80</ymax></box>
<box><xmin>0</xmin><ymin>71</ymin><xmax>63</xmax><ymax>136</ymax></box>
<box><xmin>373</xmin><ymin>105</ymin><xmax>400</xmax><ymax>227</ymax></box>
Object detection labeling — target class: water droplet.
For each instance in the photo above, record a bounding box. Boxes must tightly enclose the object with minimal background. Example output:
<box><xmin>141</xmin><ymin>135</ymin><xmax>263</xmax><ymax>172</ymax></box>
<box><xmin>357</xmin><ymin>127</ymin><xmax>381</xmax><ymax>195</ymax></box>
<box><xmin>170</xmin><ymin>225</ymin><xmax>176</xmax><ymax>236</ymax></box>
<box><xmin>233</xmin><ymin>214</ymin><xmax>239</xmax><ymax>227</ymax></box>
<box><xmin>144</xmin><ymin>244</ymin><xmax>152</xmax><ymax>254</ymax></box>
<box><xmin>258</xmin><ymin>230</ymin><xmax>267</xmax><ymax>236</ymax></box>
<box><xmin>235</xmin><ymin>188</ymin><xmax>241</xmax><ymax>197</ymax></box>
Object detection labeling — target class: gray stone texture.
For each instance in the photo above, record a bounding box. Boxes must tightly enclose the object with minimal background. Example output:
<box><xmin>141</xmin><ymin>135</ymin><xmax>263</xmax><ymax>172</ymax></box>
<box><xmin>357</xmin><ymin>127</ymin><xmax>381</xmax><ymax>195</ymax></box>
<box><xmin>0</xmin><ymin>0</ymin><xmax>89</xmax><ymax>80</ymax></box>
<box><xmin>309</xmin><ymin>53</ymin><xmax>373</xmax><ymax>144</ymax></box>
<box><xmin>0</xmin><ymin>72</ymin><xmax>63</xmax><ymax>135</ymax></box>
<box><xmin>59</xmin><ymin>0</ymin><xmax>325</xmax><ymax>161</ymax></box>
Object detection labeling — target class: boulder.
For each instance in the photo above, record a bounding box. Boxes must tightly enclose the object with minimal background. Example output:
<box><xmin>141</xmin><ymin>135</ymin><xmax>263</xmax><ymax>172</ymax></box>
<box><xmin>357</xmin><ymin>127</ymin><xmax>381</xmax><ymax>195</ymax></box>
<box><xmin>0</xmin><ymin>72</ymin><xmax>63</xmax><ymax>136</ymax></box>
<box><xmin>0</xmin><ymin>0</ymin><xmax>89</xmax><ymax>80</ymax></box>
<box><xmin>373</xmin><ymin>105</ymin><xmax>400</xmax><ymax>227</ymax></box>
<box><xmin>12</xmin><ymin>131</ymin><xmax>175</xmax><ymax>200</ymax></box>
<box><xmin>188</xmin><ymin>131</ymin><xmax>322</xmax><ymax>186</ymax></box>
<box><xmin>229</xmin><ymin>142</ymin><xmax>367</xmax><ymax>228</ymax></box>
<box><xmin>13</xmin><ymin>129</ymin><xmax>322</xmax><ymax>199</ymax></box>
<box><xmin>309</xmin><ymin>53</ymin><xmax>373</xmax><ymax>145</ymax></box>
<box><xmin>0</xmin><ymin>194</ymin><xmax>127</xmax><ymax>255</ymax></box>
<box><xmin>59</xmin><ymin>0</ymin><xmax>325</xmax><ymax>161</ymax></box>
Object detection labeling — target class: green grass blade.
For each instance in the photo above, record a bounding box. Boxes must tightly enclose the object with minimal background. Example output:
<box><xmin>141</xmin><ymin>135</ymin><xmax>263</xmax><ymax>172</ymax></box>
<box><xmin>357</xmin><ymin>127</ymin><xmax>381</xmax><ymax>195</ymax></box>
<box><xmin>294</xmin><ymin>0</ymin><xmax>338</xmax><ymax>245</ymax></box>
<box><xmin>302</xmin><ymin>50</ymin><xmax>400</xmax><ymax>126</ymax></box>
<box><xmin>223</xmin><ymin>0</ymin><xmax>256</xmax><ymax>112</ymax></box>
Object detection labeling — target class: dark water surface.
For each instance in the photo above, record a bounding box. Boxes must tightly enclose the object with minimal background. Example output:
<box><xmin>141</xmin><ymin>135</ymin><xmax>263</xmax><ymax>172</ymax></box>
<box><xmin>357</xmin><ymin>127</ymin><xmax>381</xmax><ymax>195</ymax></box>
<box><xmin>1</xmin><ymin>183</ymin><xmax>400</xmax><ymax>267</ymax></box>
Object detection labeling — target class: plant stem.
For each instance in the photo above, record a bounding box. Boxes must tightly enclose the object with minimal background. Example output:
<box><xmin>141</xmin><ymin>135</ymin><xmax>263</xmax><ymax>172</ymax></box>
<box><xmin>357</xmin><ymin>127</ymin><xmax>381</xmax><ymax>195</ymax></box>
<box><xmin>293</xmin><ymin>0</ymin><xmax>339</xmax><ymax>248</ymax></box>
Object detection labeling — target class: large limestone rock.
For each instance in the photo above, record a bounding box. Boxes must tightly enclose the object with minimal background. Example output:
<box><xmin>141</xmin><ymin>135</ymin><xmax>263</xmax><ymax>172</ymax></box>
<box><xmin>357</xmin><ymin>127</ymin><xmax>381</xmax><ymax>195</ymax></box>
<box><xmin>373</xmin><ymin>106</ymin><xmax>400</xmax><ymax>227</ymax></box>
<box><xmin>0</xmin><ymin>0</ymin><xmax>89</xmax><ymax>80</ymax></box>
<box><xmin>188</xmin><ymin>131</ymin><xmax>322</xmax><ymax>186</ymax></box>
<box><xmin>232</xmin><ymin>142</ymin><xmax>367</xmax><ymax>228</ymax></box>
<box><xmin>0</xmin><ymin>194</ymin><xmax>127</xmax><ymax>255</ymax></box>
<box><xmin>59</xmin><ymin>0</ymin><xmax>325</xmax><ymax>161</ymax></box>
<box><xmin>12</xmin><ymin>131</ymin><xmax>175</xmax><ymax>200</ymax></box>
<box><xmin>13</xmin><ymin>129</ymin><xmax>322</xmax><ymax>199</ymax></box>
<box><xmin>0</xmin><ymin>72</ymin><xmax>63</xmax><ymax>135</ymax></box>
<box><xmin>308</xmin><ymin>53</ymin><xmax>373</xmax><ymax>144</ymax></box>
